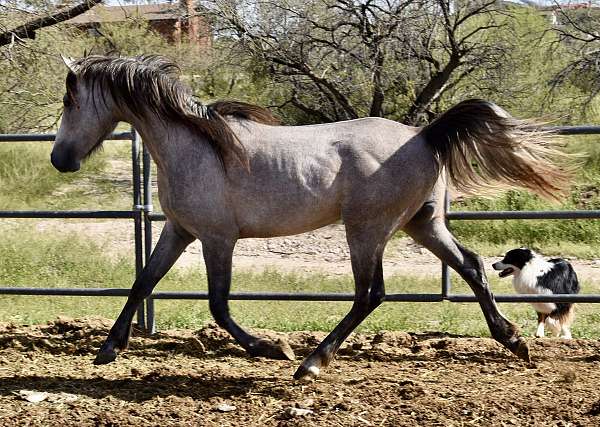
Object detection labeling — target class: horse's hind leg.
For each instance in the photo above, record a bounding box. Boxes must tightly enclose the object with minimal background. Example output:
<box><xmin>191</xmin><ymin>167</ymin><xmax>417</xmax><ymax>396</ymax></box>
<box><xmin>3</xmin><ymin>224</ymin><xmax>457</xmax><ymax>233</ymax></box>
<box><xmin>294</xmin><ymin>224</ymin><xmax>386</xmax><ymax>381</ymax></box>
<box><xmin>202</xmin><ymin>238</ymin><xmax>295</xmax><ymax>360</ymax></box>
<box><xmin>95</xmin><ymin>221</ymin><xmax>194</xmax><ymax>364</ymax></box>
<box><xmin>403</xmin><ymin>217</ymin><xmax>530</xmax><ymax>362</ymax></box>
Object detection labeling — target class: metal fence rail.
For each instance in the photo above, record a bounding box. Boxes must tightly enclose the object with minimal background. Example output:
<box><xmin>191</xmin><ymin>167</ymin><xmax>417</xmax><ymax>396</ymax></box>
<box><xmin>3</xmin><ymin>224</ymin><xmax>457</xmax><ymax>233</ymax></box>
<box><xmin>1</xmin><ymin>125</ymin><xmax>600</xmax><ymax>334</ymax></box>
<box><xmin>0</xmin><ymin>130</ymin><xmax>147</xmax><ymax>329</ymax></box>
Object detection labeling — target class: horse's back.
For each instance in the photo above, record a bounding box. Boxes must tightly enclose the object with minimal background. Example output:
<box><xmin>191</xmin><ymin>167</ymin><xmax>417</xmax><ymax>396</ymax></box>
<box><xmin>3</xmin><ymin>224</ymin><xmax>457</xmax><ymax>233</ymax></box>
<box><xmin>223</xmin><ymin>118</ymin><xmax>438</xmax><ymax>237</ymax></box>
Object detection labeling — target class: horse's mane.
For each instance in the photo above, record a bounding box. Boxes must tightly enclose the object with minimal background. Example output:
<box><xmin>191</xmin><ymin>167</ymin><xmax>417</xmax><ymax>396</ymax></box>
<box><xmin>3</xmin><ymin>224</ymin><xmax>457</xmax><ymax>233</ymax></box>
<box><xmin>69</xmin><ymin>55</ymin><xmax>279</xmax><ymax>169</ymax></box>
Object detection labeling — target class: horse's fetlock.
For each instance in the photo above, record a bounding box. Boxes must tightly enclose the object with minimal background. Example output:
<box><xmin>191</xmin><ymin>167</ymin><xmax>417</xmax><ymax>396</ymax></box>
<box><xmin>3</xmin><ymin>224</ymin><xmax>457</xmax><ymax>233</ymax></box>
<box><xmin>490</xmin><ymin>319</ymin><xmax>519</xmax><ymax>344</ymax></box>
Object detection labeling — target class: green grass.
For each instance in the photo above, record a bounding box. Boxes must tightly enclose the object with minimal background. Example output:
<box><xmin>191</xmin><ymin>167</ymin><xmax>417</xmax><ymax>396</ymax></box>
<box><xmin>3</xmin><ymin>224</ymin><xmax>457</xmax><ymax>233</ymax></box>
<box><xmin>0</xmin><ymin>140</ymin><xmax>132</xmax><ymax>210</ymax></box>
<box><xmin>2</xmin><ymin>229</ymin><xmax>600</xmax><ymax>339</ymax></box>
<box><xmin>451</xmin><ymin>190</ymin><xmax>600</xmax><ymax>254</ymax></box>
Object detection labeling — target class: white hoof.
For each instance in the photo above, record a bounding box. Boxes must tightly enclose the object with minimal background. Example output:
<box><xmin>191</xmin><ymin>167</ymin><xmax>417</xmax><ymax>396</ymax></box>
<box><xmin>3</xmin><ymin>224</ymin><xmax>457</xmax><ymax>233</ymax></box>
<box><xmin>295</xmin><ymin>365</ymin><xmax>320</xmax><ymax>383</ymax></box>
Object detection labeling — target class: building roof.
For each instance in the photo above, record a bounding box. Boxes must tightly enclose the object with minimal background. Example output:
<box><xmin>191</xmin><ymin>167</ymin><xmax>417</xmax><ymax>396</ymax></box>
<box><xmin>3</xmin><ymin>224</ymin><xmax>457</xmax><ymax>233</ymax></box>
<box><xmin>67</xmin><ymin>4</ymin><xmax>181</xmax><ymax>24</ymax></box>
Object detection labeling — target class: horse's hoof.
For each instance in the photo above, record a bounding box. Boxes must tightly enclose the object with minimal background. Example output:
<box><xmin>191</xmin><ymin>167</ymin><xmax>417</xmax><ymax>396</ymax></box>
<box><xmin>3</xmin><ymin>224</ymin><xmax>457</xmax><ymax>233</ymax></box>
<box><xmin>248</xmin><ymin>338</ymin><xmax>295</xmax><ymax>361</ymax></box>
<box><xmin>513</xmin><ymin>338</ymin><xmax>530</xmax><ymax>363</ymax></box>
<box><xmin>93</xmin><ymin>349</ymin><xmax>118</xmax><ymax>365</ymax></box>
<box><xmin>293</xmin><ymin>364</ymin><xmax>320</xmax><ymax>383</ymax></box>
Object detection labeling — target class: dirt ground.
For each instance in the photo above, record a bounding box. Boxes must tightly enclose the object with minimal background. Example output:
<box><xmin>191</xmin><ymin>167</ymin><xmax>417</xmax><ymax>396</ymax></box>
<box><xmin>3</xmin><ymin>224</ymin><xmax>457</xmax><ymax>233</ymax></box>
<box><xmin>2</xmin><ymin>317</ymin><xmax>600</xmax><ymax>426</ymax></box>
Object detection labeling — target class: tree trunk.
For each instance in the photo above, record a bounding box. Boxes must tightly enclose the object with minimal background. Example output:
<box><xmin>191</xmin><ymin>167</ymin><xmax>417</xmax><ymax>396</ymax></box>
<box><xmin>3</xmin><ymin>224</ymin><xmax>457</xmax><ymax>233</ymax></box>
<box><xmin>403</xmin><ymin>54</ymin><xmax>461</xmax><ymax>125</ymax></box>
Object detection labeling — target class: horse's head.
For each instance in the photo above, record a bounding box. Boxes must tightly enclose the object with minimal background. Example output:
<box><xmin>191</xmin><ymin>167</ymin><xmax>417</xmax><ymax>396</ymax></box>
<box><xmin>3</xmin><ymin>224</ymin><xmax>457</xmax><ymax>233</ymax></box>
<box><xmin>51</xmin><ymin>55</ymin><xmax>119</xmax><ymax>172</ymax></box>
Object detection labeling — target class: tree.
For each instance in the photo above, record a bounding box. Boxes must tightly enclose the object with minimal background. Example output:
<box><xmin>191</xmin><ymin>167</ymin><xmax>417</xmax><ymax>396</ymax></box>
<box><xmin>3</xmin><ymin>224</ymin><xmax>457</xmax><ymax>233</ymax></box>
<box><xmin>0</xmin><ymin>1</ymin><xmax>205</xmax><ymax>132</ymax></box>
<box><xmin>442</xmin><ymin>6</ymin><xmax>578</xmax><ymax>121</ymax></box>
<box><xmin>202</xmin><ymin>0</ymin><xmax>520</xmax><ymax>125</ymax></box>
<box><xmin>550</xmin><ymin>3</ymin><xmax>600</xmax><ymax>118</ymax></box>
<box><xmin>0</xmin><ymin>0</ymin><xmax>103</xmax><ymax>47</ymax></box>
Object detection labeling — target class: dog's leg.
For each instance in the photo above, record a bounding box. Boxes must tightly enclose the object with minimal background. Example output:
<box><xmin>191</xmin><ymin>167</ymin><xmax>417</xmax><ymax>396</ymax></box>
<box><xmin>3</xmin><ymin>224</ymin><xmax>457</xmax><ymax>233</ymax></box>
<box><xmin>560</xmin><ymin>325</ymin><xmax>572</xmax><ymax>339</ymax></box>
<box><xmin>545</xmin><ymin>316</ymin><xmax>561</xmax><ymax>337</ymax></box>
<box><xmin>559</xmin><ymin>306</ymin><xmax>575</xmax><ymax>339</ymax></box>
<box><xmin>535</xmin><ymin>312</ymin><xmax>546</xmax><ymax>338</ymax></box>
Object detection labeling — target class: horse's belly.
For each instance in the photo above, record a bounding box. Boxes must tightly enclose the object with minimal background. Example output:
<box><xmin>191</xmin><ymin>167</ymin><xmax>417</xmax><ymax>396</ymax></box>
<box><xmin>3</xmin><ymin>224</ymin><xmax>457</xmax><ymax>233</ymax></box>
<box><xmin>237</xmin><ymin>198</ymin><xmax>341</xmax><ymax>238</ymax></box>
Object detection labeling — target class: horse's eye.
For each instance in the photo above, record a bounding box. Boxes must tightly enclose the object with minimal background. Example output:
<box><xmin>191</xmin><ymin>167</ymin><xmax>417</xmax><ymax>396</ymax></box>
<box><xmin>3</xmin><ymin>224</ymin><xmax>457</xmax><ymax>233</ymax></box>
<box><xmin>63</xmin><ymin>94</ymin><xmax>72</xmax><ymax>108</ymax></box>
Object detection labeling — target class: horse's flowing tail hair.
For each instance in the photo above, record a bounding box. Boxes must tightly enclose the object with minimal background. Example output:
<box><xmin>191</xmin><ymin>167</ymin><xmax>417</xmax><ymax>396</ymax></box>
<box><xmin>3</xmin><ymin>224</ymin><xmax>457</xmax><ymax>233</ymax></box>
<box><xmin>421</xmin><ymin>99</ymin><xmax>572</xmax><ymax>201</ymax></box>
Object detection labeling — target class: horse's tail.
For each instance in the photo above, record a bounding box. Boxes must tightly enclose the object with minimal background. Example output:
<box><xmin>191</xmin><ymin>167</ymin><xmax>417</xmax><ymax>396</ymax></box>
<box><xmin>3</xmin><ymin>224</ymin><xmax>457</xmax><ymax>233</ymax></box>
<box><xmin>421</xmin><ymin>99</ymin><xmax>572</xmax><ymax>201</ymax></box>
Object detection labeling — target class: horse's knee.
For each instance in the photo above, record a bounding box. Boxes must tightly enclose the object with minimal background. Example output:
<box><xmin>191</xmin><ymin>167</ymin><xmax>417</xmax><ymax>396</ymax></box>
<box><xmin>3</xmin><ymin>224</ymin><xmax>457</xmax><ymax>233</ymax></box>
<box><xmin>368</xmin><ymin>287</ymin><xmax>385</xmax><ymax>308</ymax></box>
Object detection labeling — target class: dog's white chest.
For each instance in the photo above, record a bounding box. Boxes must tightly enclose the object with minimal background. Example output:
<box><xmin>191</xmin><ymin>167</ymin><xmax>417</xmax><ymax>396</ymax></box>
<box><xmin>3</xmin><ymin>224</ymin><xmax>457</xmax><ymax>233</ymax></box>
<box><xmin>512</xmin><ymin>258</ymin><xmax>556</xmax><ymax>314</ymax></box>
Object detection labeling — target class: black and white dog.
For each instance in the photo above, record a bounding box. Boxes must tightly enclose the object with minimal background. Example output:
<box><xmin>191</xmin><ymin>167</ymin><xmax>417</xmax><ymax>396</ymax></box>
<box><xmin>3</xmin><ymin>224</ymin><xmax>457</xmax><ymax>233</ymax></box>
<box><xmin>492</xmin><ymin>248</ymin><xmax>579</xmax><ymax>339</ymax></box>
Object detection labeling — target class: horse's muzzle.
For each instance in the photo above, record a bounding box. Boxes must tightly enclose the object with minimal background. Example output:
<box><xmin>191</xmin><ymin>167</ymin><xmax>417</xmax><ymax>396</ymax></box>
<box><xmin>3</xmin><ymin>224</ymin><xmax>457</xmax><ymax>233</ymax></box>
<box><xmin>50</xmin><ymin>149</ymin><xmax>80</xmax><ymax>172</ymax></box>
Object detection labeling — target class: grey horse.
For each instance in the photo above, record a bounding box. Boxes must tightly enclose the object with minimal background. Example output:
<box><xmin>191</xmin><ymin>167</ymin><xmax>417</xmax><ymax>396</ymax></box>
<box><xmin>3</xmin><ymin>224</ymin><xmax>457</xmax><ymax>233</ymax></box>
<box><xmin>50</xmin><ymin>55</ymin><xmax>570</xmax><ymax>381</ymax></box>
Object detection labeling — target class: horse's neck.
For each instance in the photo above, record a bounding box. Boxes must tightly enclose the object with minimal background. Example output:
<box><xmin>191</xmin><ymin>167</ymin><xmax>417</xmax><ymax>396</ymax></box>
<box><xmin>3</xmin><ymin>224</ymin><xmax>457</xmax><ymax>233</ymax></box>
<box><xmin>126</xmin><ymin>115</ymin><xmax>212</xmax><ymax>173</ymax></box>
<box><xmin>131</xmin><ymin>120</ymin><xmax>170</xmax><ymax>169</ymax></box>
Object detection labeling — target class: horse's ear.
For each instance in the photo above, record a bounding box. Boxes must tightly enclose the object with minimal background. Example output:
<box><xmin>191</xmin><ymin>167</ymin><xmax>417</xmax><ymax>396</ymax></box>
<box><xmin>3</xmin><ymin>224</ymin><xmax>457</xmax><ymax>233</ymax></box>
<box><xmin>60</xmin><ymin>54</ymin><xmax>77</xmax><ymax>73</ymax></box>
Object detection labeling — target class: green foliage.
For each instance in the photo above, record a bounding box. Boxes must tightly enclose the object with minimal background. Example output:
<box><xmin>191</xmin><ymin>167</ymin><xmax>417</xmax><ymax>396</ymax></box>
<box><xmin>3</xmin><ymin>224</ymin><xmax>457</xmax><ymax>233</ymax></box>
<box><xmin>450</xmin><ymin>136</ymin><xmax>600</xmax><ymax>255</ymax></box>
<box><xmin>1</xmin><ymin>3</ymin><xmax>596</xmax><ymax>128</ymax></box>
<box><xmin>445</xmin><ymin>7</ymin><xmax>590</xmax><ymax>122</ymax></box>
<box><xmin>0</xmin><ymin>17</ymin><xmax>202</xmax><ymax>132</ymax></box>
<box><xmin>0</xmin><ymin>29</ymin><xmax>85</xmax><ymax>132</ymax></box>
<box><xmin>184</xmin><ymin>44</ymin><xmax>275</xmax><ymax>109</ymax></box>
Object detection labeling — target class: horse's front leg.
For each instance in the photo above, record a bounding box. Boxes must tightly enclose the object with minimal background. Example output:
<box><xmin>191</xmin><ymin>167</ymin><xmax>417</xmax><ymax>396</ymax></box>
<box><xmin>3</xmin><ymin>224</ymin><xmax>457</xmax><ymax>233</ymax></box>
<box><xmin>202</xmin><ymin>237</ymin><xmax>295</xmax><ymax>360</ymax></box>
<box><xmin>94</xmin><ymin>221</ymin><xmax>194</xmax><ymax>364</ymax></box>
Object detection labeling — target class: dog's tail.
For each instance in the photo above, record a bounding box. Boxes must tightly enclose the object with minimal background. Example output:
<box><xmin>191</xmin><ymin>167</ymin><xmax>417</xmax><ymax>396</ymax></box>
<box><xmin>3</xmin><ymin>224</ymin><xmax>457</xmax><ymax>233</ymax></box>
<box><xmin>421</xmin><ymin>99</ymin><xmax>572</xmax><ymax>201</ymax></box>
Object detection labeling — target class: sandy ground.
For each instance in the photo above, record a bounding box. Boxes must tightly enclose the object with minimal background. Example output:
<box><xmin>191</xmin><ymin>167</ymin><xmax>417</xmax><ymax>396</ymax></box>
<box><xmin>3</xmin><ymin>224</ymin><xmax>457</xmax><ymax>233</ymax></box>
<box><xmin>1</xmin><ymin>317</ymin><xmax>600</xmax><ymax>426</ymax></box>
<box><xmin>23</xmin><ymin>219</ymin><xmax>600</xmax><ymax>284</ymax></box>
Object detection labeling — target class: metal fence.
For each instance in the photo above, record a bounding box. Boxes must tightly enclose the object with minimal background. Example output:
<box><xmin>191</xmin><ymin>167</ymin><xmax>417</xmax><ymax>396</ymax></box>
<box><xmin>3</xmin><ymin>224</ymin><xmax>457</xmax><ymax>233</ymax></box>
<box><xmin>0</xmin><ymin>130</ymin><xmax>148</xmax><ymax>328</ymax></box>
<box><xmin>1</xmin><ymin>125</ymin><xmax>600</xmax><ymax>333</ymax></box>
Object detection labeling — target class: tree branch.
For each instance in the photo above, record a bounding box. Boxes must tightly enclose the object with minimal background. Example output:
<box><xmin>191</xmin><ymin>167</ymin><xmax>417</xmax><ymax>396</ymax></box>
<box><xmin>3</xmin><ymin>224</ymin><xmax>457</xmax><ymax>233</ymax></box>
<box><xmin>0</xmin><ymin>0</ymin><xmax>103</xmax><ymax>47</ymax></box>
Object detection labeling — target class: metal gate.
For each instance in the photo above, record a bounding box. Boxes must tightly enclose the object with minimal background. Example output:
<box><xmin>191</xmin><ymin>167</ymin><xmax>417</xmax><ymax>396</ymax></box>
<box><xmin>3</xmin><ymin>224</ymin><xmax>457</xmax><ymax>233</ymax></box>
<box><xmin>2</xmin><ymin>125</ymin><xmax>600</xmax><ymax>333</ymax></box>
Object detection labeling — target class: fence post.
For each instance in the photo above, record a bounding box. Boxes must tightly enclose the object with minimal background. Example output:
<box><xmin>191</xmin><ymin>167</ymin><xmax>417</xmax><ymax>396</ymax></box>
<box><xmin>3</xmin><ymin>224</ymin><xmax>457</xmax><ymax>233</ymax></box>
<box><xmin>131</xmin><ymin>128</ymin><xmax>145</xmax><ymax>329</ymax></box>
<box><xmin>142</xmin><ymin>141</ymin><xmax>156</xmax><ymax>334</ymax></box>
<box><xmin>441</xmin><ymin>188</ymin><xmax>451</xmax><ymax>299</ymax></box>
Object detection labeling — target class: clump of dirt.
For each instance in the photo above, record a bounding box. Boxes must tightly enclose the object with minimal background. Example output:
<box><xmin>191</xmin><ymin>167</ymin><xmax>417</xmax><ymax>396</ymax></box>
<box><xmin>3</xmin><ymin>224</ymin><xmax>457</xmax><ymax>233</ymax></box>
<box><xmin>0</xmin><ymin>316</ymin><xmax>111</xmax><ymax>356</ymax></box>
<box><xmin>2</xmin><ymin>317</ymin><xmax>600</xmax><ymax>426</ymax></box>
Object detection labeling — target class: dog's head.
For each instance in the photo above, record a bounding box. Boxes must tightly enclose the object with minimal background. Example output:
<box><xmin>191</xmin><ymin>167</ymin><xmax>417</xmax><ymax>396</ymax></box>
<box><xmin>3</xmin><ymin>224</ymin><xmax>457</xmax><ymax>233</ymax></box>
<box><xmin>492</xmin><ymin>248</ymin><xmax>534</xmax><ymax>278</ymax></box>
